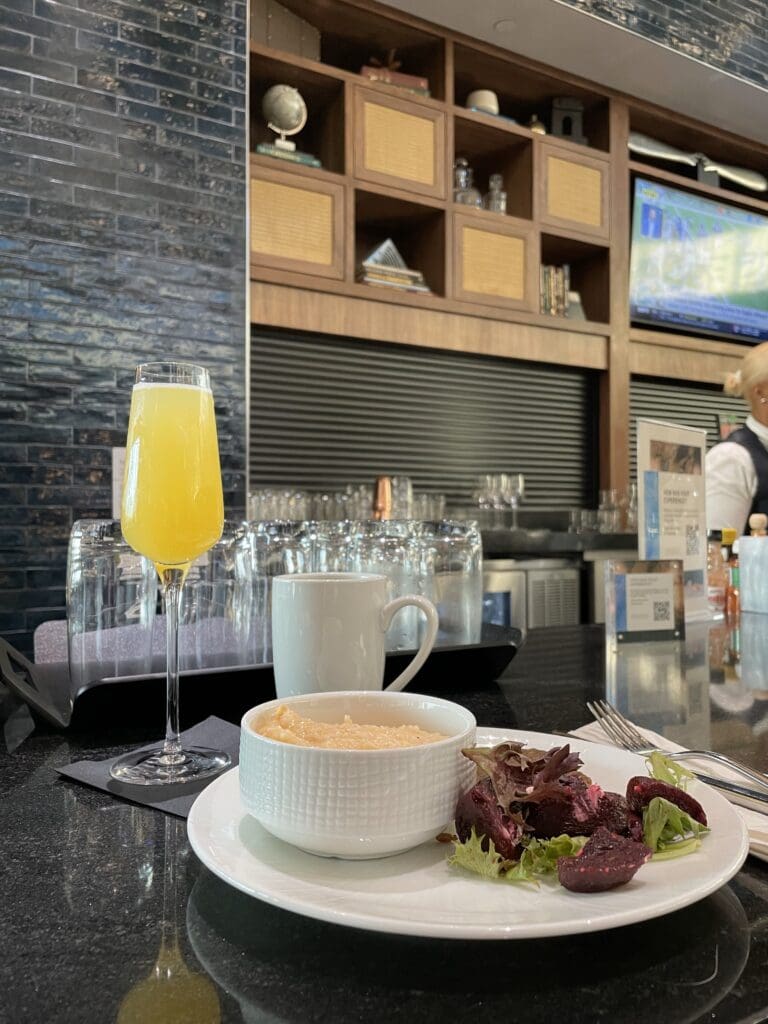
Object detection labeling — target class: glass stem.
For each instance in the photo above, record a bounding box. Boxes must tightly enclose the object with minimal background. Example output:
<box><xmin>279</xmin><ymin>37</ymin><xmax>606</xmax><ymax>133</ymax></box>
<box><xmin>161</xmin><ymin>568</ymin><xmax>186</xmax><ymax>763</ymax></box>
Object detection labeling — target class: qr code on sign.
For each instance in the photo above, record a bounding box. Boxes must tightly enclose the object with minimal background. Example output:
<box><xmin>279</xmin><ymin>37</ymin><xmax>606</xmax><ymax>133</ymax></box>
<box><xmin>685</xmin><ymin>524</ymin><xmax>699</xmax><ymax>556</ymax></box>
<box><xmin>653</xmin><ymin>600</ymin><xmax>671</xmax><ymax>623</ymax></box>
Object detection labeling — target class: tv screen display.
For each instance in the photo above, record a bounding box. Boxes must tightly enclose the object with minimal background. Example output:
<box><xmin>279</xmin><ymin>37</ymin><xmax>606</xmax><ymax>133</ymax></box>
<box><xmin>629</xmin><ymin>177</ymin><xmax>768</xmax><ymax>342</ymax></box>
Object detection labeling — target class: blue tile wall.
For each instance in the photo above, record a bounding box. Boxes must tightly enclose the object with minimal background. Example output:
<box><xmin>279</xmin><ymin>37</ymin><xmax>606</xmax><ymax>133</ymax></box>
<box><xmin>0</xmin><ymin>0</ymin><xmax>247</xmax><ymax>657</ymax></box>
<box><xmin>559</xmin><ymin>0</ymin><xmax>767</xmax><ymax>89</ymax></box>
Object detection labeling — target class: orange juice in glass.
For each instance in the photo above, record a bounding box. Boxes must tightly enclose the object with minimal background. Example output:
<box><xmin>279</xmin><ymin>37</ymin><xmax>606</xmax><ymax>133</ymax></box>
<box><xmin>122</xmin><ymin>380</ymin><xmax>224</xmax><ymax>572</ymax></box>
<box><xmin>111</xmin><ymin>363</ymin><xmax>230</xmax><ymax>786</ymax></box>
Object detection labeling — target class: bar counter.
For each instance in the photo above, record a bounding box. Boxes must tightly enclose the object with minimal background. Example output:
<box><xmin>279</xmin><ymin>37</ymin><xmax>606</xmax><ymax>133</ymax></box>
<box><xmin>2</xmin><ymin>624</ymin><xmax>768</xmax><ymax>1024</ymax></box>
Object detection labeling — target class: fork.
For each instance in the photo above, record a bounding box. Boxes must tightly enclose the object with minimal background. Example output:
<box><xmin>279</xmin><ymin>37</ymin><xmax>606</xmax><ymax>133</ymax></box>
<box><xmin>587</xmin><ymin>698</ymin><xmax>768</xmax><ymax>793</ymax></box>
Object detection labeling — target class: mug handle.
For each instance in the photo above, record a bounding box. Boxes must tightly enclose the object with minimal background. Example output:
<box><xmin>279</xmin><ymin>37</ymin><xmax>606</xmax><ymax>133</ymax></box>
<box><xmin>380</xmin><ymin>595</ymin><xmax>439</xmax><ymax>693</ymax></box>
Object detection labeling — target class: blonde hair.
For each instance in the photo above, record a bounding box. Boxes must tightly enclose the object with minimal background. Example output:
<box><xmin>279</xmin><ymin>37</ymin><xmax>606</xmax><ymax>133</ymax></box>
<box><xmin>725</xmin><ymin>342</ymin><xmax>768</xmax><ymax>398</ymax></box>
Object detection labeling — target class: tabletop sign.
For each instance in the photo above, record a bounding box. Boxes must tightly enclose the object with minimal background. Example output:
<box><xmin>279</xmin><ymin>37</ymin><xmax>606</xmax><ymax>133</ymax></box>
<box><xmin>636</xmin><ymin>419</ymin><xmax>708</xmax><ymax>621</ymax></box>
<box><xmin>605</xmin><ymin>559</ymin><xmax>685</xmax><ymax>643</ymax></box>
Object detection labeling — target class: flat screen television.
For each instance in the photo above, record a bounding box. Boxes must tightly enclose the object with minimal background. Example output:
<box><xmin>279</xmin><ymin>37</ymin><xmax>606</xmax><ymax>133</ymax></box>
<box><xmin>629</xmin><ymin>177</ymin><xmax>768</xmax><ymax>342</ymax></box>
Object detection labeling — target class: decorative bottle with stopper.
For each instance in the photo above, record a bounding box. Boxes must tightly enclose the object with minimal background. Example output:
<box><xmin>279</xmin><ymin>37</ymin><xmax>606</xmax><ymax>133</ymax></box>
<box><xmin>483</xmin><ymin>173</ymin><xmax>507</xmax><ymax>214</ymax></box>
<box><xmin>453</xmin><ymin>157</ymin><xmax>482</xmax><ymax>207</ymax></box>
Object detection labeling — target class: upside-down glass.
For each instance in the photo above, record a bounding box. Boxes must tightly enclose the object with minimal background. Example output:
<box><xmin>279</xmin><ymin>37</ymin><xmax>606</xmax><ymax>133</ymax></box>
<box><xmin>111</xmin><ymin>362</ymin><xmax>229</xmax><ymax>785</ymax></box>
<box><xmin>67</xmin><ymin>519</ymin><xmax>158</xmax><ymax>688</ymax></box>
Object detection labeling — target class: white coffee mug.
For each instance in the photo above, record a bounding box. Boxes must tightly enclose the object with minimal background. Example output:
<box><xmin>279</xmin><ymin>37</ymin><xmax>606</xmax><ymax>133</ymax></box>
<box><xmin>271</xmin><ymin>572</ymin><xmax>439</xmax><ymax>698</ymax></box>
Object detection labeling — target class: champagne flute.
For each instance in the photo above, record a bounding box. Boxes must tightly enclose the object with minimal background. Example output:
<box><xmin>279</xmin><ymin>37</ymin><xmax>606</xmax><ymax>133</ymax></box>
<box><xmin>111</xmin><ymin>362</ymin><xmax>230</xmax><ymax>785</ymax></box>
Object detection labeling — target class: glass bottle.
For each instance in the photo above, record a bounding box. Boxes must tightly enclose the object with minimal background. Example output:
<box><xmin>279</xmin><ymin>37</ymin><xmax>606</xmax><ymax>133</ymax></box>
<box><xmin>726</xmin><ymin>538</ymin><xmax>740</xmax><ymax>621</ymax></box>
<box><xmin>529</xmin><ymin>113</ymin><xmax>546</xmax><ymax>135</ymax></box>
<box><xmin>706</xmin><ymin>529</ymin><xmax>727</xmax><ymax>615</ymax></box>
<box><xmin>453</xmin><ymin>157</ymin><xmax>482</xmax><ymax>207</ymax></box>
<box><xmin>483</xmin><ymin>173</ymin><xmax>507</xmax><ymax>214</ymax></box>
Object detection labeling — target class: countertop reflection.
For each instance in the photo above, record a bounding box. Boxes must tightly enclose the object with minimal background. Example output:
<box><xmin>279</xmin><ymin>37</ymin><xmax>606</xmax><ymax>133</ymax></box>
<box><xmin>3</xmin><ymin>624</ymin><xmax>768</xmax><ymax>1023</ymax></box>
<box><xmin>605</xmin><ymin>613</ymin><xmax>768</xmax><ymax>775</ymax></box>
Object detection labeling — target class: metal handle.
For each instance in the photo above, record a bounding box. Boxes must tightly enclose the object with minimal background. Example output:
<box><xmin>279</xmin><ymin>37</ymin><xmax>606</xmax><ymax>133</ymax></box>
<box><xmin>668</xmin><ymin>749</ymin><xmax>768</xmax><ymax>792</ymax></box>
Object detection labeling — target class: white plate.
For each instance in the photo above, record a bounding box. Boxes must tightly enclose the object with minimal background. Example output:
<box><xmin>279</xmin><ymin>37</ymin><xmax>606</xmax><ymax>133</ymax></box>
<box><xmin>187</xmin><ymin>728</ymin><xmax>749</xmax><ymax>940</ymax></box>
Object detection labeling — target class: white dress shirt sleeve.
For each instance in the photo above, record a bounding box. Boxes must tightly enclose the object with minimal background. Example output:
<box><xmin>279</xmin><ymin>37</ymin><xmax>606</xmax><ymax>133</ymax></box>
<box><xmin>705</xmin><ymin>441</ymin><xmax>757</xmax><ymax>534</ymax></box>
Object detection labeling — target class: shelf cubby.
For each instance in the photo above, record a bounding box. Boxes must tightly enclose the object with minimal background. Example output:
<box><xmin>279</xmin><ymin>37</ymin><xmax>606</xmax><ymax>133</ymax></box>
<box><xmin>250</xmin><ymin>51</ymin><xmax>346</xmax><ymax>175</ymax></box>
<box><xmin>453</xmin><ymin>111</ymin><xmax>533</xmax><ymax>220</ymax></box>
<box><xmin>452</xmin><ymin>42</ymin><xmax>610</xmax><ymax>153</ymax></box>
<box><xmin>629</xmin><ymin>105</ymin><xmax>768</xmax><ymax>202</ymax></box>
<box><xmin>264</xmin><ymin>0</ymin><xmax>447</xmax><ymax>100</ymax></box>
<box><xmin>355</xmin><ymin>188</ymin><xmax>446</xmax><ymax>297</ymax></box>
<box><xmin>540</xmin><ymin>232</ymin><xmax>610</xmax><ymax>324</ymax></box>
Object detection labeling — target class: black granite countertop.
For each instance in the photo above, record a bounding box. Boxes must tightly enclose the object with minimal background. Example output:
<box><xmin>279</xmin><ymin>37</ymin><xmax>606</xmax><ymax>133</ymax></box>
<box><xmin>2</xmin><ymin>624</ymin><xmax>768</xmax><ymax>1024</ymax></box>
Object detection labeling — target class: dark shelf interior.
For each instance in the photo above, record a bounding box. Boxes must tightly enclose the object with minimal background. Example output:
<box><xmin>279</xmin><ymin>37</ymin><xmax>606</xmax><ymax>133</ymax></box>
<box><xmin>453</xmin><ymin>116</ymin><xmax>533</xmax><ymax>220</ymax></box>
<box><xmin>453</xmin><ymin>43</ymin><xmax>610</xmax><ymax>152</ymax></box>
<box><xmin>355</xmin><ymin>189</ymin><xmax>445</xmax><ymax>297</ymax></box>
<box><xmin>541</xmin><ymin>232</ymin><xmax>610</xmax><ymax>323</ymax></box>
<box><xmin>250</xmin><ymin>52</ymin><xmax>346</xmax><ymax>174</ymax></box>
<box><xmin>271</xmin><ymin>0</ymin><xmax>446</xmax><ymax>100</ymax></box>
<box><xmin>629</xmin><ymin>106</ymin><xmax>768</xmax><ymax>198</ymax></box>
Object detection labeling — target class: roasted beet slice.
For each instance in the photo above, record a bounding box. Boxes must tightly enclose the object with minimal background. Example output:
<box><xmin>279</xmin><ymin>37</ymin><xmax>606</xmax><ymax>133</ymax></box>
<box><xmin>626</xmin><ymin>776</ymin><xmax>707</xmax><ymax>827</ymax></box>
<box><xmin>627</xmin><ymin>811</ymin><xmax>644</xmax><ymax>844</ymax></box>
<box><xmin>557</xmin><ymin>827</ymin><xmax>652</xmax><ymax>893</ymax></box>
<box><xmin>455</xmin><ymin>779</ymin><xmax>524</xmax><ymax>861</ymax></box>
<box><xmin>528</xmin><ymin>787</ymin><xmax>631</xmax><ymax>839</ymax></box>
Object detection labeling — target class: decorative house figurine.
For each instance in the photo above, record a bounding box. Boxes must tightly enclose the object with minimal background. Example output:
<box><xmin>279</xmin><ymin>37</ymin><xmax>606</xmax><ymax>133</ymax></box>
<box><xmin>551</xmin><ymin>97</ymin><xmax>588</xmax><ymax>146</ymax></box>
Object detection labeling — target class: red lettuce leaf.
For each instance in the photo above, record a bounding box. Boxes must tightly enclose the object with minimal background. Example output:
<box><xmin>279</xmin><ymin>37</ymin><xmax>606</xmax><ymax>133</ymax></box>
<box><xmin>462</xmin><ymin>742</ymin><xmax>584</xmax><ymax>809</ymax></box>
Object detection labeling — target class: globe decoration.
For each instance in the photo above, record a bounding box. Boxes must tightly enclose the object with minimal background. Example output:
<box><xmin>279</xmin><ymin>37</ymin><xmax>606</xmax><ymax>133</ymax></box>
<box><xmin>256</xmin><ymin>84</ymin><xmax>321</xmax><ymax>167</ymax></box>
<box><xmin>262</xmin><ymin>84</ymin><xmax>307</xmax><ymax>152</ymax></box>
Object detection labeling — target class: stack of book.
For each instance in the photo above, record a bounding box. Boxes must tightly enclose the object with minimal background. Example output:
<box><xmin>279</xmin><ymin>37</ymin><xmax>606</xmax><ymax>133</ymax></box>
<box><xmin>357</xmin><ymin>239</ymin><xmax>432</xmax><ymax>294</ymax></box>
<box><xmin>360</xmin><ymin>65</ymin><xmax>431</xmax><ymax>98</ymax></box>
<box><xmin>540</xmin><ymin>263</ymin><xmax>570</xmax><ymax>317</ymax></box>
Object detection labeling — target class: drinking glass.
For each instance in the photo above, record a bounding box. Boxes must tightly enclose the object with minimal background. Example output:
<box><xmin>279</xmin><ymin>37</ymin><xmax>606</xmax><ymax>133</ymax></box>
<box><xmin>503</xmin><ymin>473</ymin><xmax>525</xmax><ymax>528</ymax></box>
<box><xmin>177</xmin><ymin>521</ymin><xmax>253</xmax><ymax>671</ymax></box>
<box><xmin>111</xmin><ymin>362</ymin><xmax>229</xmax><ymax>785</ymax></box>
<box><xmin>244</xmin><ymin>520</ymin><xmax>306</xmax><ymax>663</ymax></box>
<box><xmin>417</xmin><ymin>521</ymin><xmax>482</xmax><ymax>645</ymax></box>
<box><xmin>349</xmin><ymin>521</ymin><xmax>423</xmax><ymax>650</ymax></box>
<box><xmin>67</xmin><ymin>519</ymin><xmax>158</xmax><ymax>689</ymax></box>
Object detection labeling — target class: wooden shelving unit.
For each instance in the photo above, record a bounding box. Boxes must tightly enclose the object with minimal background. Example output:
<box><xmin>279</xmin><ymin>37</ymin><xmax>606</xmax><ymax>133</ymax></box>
<box><xmin>248</xmin><ymin>0</ymin><xmax>768</xmax><ymax>491</ymax></box>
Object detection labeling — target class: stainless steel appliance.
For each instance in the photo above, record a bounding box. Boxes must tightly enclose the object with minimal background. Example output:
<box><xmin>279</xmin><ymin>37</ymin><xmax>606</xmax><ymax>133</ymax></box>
<box><xmin>482</xmin><ymin>558</ymin><xmax>581</xmax><ymax>631</ymax></box>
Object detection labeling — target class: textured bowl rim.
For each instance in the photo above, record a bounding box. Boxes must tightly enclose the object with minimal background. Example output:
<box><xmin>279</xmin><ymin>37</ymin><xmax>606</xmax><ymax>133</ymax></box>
<box><xmin>241</xmin><ymin>691</ymin><xmax>477</xmax><ymax>756</ymax></box>
<box><xmin>273</xmin><ymin>572</ymin><xmax>387</xmax><ymax>584</ymax></box>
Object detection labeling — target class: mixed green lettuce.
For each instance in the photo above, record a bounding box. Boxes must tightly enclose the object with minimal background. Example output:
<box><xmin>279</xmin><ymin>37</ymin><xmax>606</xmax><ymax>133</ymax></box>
<box><xmin>448</xmin><ymin>827</ymin><xmax>587</xmax><ymax>885</ymax></box>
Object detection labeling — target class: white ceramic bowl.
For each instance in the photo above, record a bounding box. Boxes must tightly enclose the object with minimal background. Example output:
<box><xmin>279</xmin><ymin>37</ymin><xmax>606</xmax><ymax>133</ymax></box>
<box><xmin>239</xmin><ymin>691</ymin><xmax>477</xmax><ymax>859</ymax></box>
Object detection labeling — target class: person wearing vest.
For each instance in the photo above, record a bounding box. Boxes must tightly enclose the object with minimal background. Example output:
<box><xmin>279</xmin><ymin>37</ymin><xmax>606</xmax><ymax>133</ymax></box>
<box><xmin>706</xmin><ymin>341</ymin><xmax>768</xmax><ymax>535</ymax></box>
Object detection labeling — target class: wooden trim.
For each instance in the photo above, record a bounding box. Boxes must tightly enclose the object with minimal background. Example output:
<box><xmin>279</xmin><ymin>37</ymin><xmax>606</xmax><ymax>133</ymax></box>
<box><xmin>249</xmin><ymin>152</ymin><xmax>348</xmax><ymax>186</ymax></box>
<box><xmin>355</xmin><ymin>179</ymin><xmax>445</xmax><ymax>211</ymax></box>
<box><xmin>630</xmin><ymin>341</ymin><xmax>737</xmax><ymax>386</ymax></box>
<box><xmin>630</xmin><ymin>327</ymin><xmax>750</xmax><ymax>358</ymax></box>
<box><xmin>629</xmin><ymin>329</ymin><xmax>747</xmax><ymax>384</ymax></box>
<box><xmin>249</xmin><ymin>262</ymin><xmax>611</xmax><ymax>333</ymax></box>
<box><xmin>249</xmin><ymin>40</ymin><xmax>448</xmax><ymax>113</ymax></box>
<box><xmin>353</xmin><ymin>86</ymin><xmax>446</xmax><ymax>199</ymax></box>
<box><xmin>601</xmin><ymin>98</ymin><xmax>631</xmax><ymax>492</ymax></box>
<box><xmin>453</xmin><ymin>105</ymin><xmax>537</xmax><ymax>143</ymax></box>
<box><xmin>251</xmin><ymin>281</ymin><xmax>609</xmax><ymax>369</ymax></box>
<box><xmin>451</xmin><ymin>212</ymin><xmax>537</xmax><ymax>311</ymax></box>
<box><xmin>249</xmin><ymin>164</ymin><xmax>345</xmax><ymax>280</ymax></box>
<box><xmin>539</xmin><ymin>140</ymin><xmax>611</xmax><ymax>241</ymax></box>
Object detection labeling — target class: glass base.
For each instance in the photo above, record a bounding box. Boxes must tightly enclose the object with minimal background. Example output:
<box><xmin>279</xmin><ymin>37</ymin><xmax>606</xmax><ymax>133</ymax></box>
<box><xmin>109</xmin><ymin>745</ymin><xmax>231</xmax><ymax>786</ymax></box>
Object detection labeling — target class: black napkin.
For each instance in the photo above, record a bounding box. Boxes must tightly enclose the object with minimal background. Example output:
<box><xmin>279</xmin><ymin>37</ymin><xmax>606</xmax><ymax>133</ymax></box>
<box><xmin>56</xmin><ymin>716</ymin><xmax>241</xmax><ymax>818</ymax></box>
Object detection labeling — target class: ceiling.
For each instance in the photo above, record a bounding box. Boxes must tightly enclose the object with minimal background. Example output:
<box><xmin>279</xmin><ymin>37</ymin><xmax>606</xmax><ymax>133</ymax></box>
<box><xmin>378</xmin><ymin>0</ymin><xmax>768</xmax><ymax>148</ymax></box>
